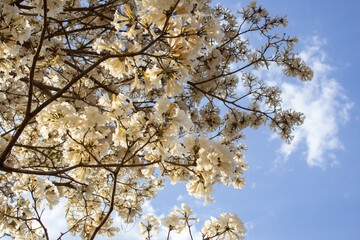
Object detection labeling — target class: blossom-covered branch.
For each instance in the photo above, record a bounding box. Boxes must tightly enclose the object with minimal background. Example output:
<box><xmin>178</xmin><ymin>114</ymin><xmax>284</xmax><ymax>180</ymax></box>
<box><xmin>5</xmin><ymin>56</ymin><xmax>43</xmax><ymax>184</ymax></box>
<box><xmin>0</xmin><ymin>0</ymin><xmax>312</xmax><ymax>239</ymax></box>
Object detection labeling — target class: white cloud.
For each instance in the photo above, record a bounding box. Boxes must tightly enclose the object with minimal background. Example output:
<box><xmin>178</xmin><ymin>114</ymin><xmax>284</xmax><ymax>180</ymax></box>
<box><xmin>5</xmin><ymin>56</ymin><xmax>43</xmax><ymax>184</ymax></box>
<box><xmin>142</xmin><ymin>200</ymin><xmax>157</xmax><ymax>215</ymax></box>
<box><xmin>176</xmin><ymin>194</ymin><xmax>184</xmax><ymax>201</ymax></box>
<box><xmin>245</xmin><ymin>221</ymin><xmax>255</xmax><ymax>232</ymax></box>
<box><xmin>255</xmin><ymin>36</ymin><xmax>353</xmax><ymax>168</ymax></box>
<box><xmin>41</xmin><ymin>200</ymin><xmax>70</xmax><ymax>239</ymax></box>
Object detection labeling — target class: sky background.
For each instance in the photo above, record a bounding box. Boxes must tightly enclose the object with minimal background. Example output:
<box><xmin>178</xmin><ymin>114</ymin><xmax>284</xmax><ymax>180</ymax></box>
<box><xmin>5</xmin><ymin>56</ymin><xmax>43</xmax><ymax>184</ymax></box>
<box><xmin>42</xmin><ymin>1</ymin><xmax>360</xmax><ymax>239</ymax></box>
<box><xmin>147</xmin><ymin>0</ymin><xmax>360</xmax><ymax>239</ymax></box>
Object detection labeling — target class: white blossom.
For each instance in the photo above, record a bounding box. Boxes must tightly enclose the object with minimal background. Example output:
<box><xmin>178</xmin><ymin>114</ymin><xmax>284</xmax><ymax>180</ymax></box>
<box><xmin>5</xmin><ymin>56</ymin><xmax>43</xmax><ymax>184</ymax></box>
<box><xmin>0</xmin><ymin>0</ymin><xmax>312</xmax><ymax>239</ymax></box>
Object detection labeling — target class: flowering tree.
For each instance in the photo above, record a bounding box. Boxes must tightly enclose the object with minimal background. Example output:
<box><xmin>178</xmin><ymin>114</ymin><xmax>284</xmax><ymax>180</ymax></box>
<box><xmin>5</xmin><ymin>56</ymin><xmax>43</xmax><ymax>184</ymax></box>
<box><xmin>0</xmin><ymin>0</ymin><xmax>313</xmax><ymax>239</ymax></box>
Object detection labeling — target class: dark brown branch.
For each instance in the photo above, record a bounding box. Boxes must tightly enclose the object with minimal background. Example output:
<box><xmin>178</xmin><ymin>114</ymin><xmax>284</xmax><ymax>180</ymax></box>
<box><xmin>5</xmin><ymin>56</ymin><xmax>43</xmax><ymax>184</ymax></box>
<box><xmin>63</xmin><ymin>60</ymin><xmax>118</xmax><ymax>95</ymax></box>
<box><xmin>20</xmin><ymin>77</ymin><xmax>61</xmax><ymax>92</ymax></box>
<box><xmin>89</xmin><ymin>171</ymin><xmax>118</xmax><ymax>240</ymax></box>
<box><xmin>63</xmin><ymin>0</ymin><xmax>119</xmax><ymax>12</ymax></box>
<box><xmin>30</xmin><ymin>190</ymin><xmax>50</xmax><ymax>240</ymax></box>
<box><xmin>45</xmin><ymin>25</ymin><xmax>111</xmax><ymax>39</ymax></box>
<box><xmin>188</xmin><ymin>81</ymin><xmax>276</xmax><ymax>122</ymax></box>
<box><xmin>52</xmin><ymin>181</ymin><xmax>77</xmax><ymax>190</ymax></box>
<box><xmin>0</xmin><ymin>161</ymin><xmax>161</xmax><ymax>175</ymax></box>
<box><xmin>26</xmin><ymin>0</ymin><xmax>48</xmax><ymax>117</ymax></box>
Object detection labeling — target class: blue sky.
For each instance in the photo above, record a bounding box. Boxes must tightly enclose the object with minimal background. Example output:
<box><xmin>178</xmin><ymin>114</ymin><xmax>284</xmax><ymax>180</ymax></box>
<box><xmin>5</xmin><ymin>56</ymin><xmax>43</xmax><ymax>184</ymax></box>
<box><xmin>42</xmin><ymin>1</ymin><xmax>360</xmax><ymax>239</ymax></box>
<box><xmin>148</xmin><ymin>1</ymin><xmax>360</xmax><ymax>240</ymax></box>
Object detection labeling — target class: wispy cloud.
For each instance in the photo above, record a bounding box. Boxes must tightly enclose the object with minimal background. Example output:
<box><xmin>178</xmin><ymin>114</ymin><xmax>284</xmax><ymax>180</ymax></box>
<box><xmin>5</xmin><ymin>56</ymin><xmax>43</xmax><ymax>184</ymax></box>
<box><xmin>245</xmin><ymin>221</ymin><xmax>255</xmax><ymax>232</ymax></box>
<box><xmin>42</xmin><ymin>200</ymin><xmax>69</xmax><ymax>239</ymax></box>
<box><xmin>255</xmin><ymin>36</ymin><xmax>353</xmax><ymax>168</ymax></box>
<box><xmin>176</xmin><ymin>194</ymin><xmax>184</xmax><ymax>201</ymax></box>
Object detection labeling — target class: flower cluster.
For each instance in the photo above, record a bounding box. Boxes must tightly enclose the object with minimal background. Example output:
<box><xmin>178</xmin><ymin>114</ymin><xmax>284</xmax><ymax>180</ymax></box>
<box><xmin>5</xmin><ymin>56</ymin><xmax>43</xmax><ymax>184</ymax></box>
<box><xmin>0</xmin><ymin>0</ymin><xmax>312</xmax><ymax>239</ymax></box>
<box><xmin>202</xmin><ymin>213</ymin><xmax>246</xmax><ymax>240</ymax></box>
<box><xmin>139</xmin><ymin>204</ymin><xmax>197</xmax><ymax>239</ymax></box>
<box><xmin>139</xmin><ymin>204</ymin><xmax>245</xmax><ymax>240</ymax></box>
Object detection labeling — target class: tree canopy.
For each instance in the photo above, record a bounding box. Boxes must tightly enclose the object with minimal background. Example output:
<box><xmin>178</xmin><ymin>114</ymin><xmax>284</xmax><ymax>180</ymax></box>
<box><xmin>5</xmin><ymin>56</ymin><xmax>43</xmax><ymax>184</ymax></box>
<box><xmin>0</xmin><ymin>0</ymin><xmax>312</xmax><ymax>239</ymax></box>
